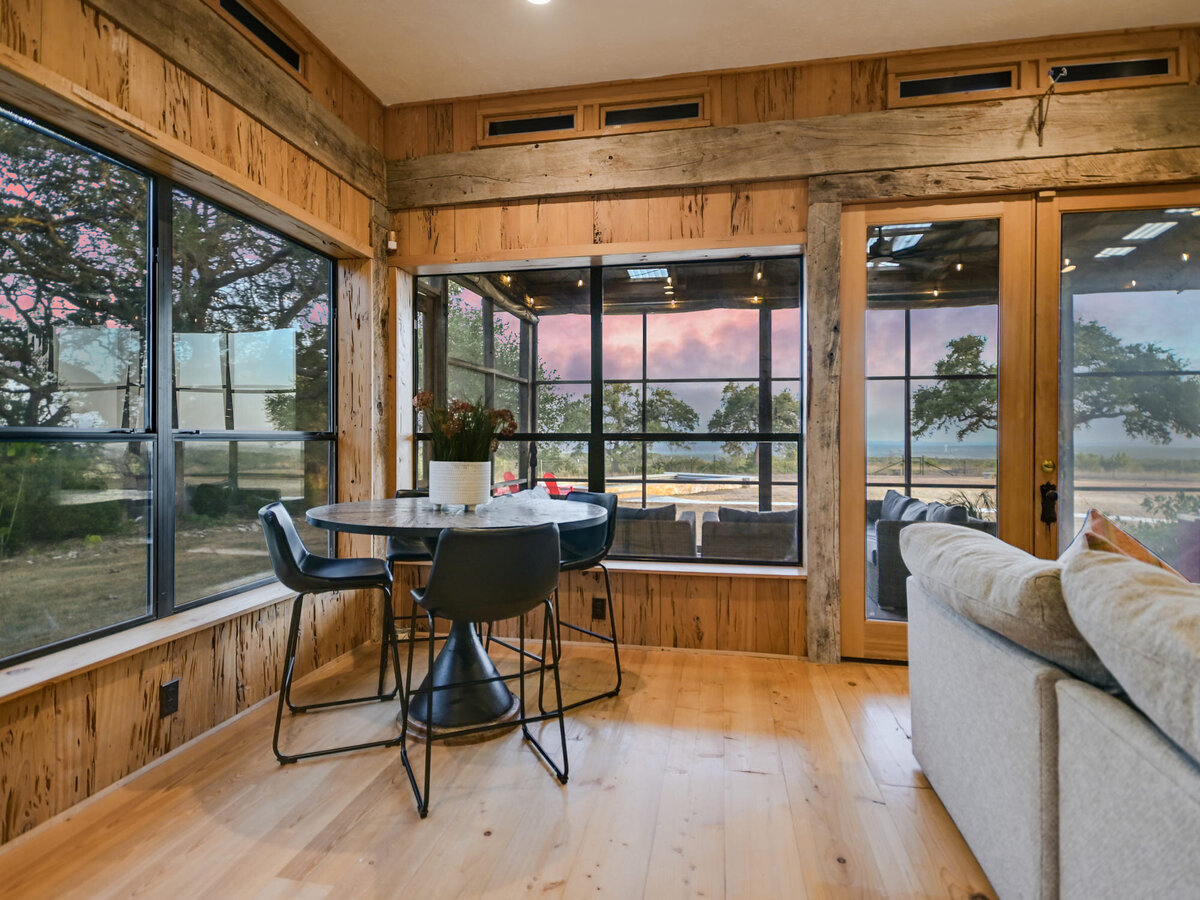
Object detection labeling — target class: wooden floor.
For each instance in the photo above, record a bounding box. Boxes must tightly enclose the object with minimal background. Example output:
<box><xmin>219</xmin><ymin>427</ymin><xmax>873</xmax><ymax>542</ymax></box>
<box><xmin>0</xmin><ymin>643</ymin><xmax>993</xmax><ymax>899</ymax></box>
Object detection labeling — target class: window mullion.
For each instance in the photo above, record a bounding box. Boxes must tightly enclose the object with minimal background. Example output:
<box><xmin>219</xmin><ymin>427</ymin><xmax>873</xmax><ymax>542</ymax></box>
<box><xmin>152</xmin><ymin>177</ymin><xmax>176</xmax><ymax>620</ymax></box>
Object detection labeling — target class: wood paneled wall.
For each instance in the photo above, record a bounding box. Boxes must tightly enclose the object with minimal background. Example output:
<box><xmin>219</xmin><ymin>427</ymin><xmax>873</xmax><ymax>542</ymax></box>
<box><xmin>383</xmin><ymin>25</ymin><xmax>1199</xmax><ymax>162</ymax></box>
<box><xmin>391</xmin><ymin>180</ymin><xmax>807</xmax><ymax>268</ymax></box>
<box><xmin>394</xmin><ymin>566</ymin><xmax>807</xmax><ymax>658</ymax></box>
<box><xmin>0</xmin><ymin>590</ymin><xmax>379</xmax><ymax>844</ymax></box>
<box><xmin>0</xmin><ymin>0</ymin><xmax>391</xmax><ymax>850</ymax></box>
<box><xmin>1</xmin><ymin>0</ymin><xmax>377</xmax><ymax>251</ymax></box>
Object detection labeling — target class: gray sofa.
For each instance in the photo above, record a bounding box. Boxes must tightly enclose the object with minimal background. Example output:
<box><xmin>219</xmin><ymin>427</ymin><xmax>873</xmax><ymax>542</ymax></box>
<box><xmin>903</xmin><ymin>524</ymin><xmax>1200</xmax><ymax>899</ymax></box>
<box><xmin>867</xmin><ymin>489</ymin><xmax>995</xmax><ymax>614</ymax></box>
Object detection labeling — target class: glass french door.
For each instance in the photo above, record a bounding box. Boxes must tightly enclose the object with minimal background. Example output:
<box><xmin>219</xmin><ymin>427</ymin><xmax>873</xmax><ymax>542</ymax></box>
<box><xmin>841</xmin><ymin>198</ymin><xmax>1036</xmax><ymax>660</ymax></box>
<box><xmin>1035</xmin><ymin>186</ymin><xmax>1200</xmax><ymax>570</ymax></box>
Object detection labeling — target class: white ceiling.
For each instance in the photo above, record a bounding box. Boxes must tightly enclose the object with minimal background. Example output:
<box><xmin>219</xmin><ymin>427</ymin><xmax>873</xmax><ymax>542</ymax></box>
<box><xmin>279</xmin><ymin>0</ymin><xmax>1198</xmax><ymax>106</ymax></box>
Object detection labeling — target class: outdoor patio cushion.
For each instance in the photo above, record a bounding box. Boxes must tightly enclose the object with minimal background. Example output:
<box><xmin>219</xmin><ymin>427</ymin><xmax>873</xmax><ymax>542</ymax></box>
<box><xmin>881</xmin><ymin>489</ymin><xmax>915</xmax><ymax>520</ymax></box>
<box><xmin>717</xmin><ymin>506</ymin><xmax>795</xmax><ymax>524</ymax></box>
<box><xmin>617</xmin><ymin>503</ymin><xmax>676</xmax><ymax>521</ymax></box>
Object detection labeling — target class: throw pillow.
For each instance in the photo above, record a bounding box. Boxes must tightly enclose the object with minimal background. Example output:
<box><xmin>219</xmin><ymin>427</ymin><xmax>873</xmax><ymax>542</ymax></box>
<box><xmin>1061</xmin><ymin>508</ymin><xmax>1185</xmax><ymax>580</ymax></box>
<box><xmin>1062</xmin><ymin>550</ymin><xmax>1200</xmax><ymax>762</ymax></box>
<box><xmin>717</xmin><ymin>506</ymin><xmax>796</xmax><ymax>524</ymax></box>
<box><xmin>881</xmin><ymin>489</ymin><xmax>915</xmax><ymax>521</ymax></box>
<box><xmin>900</xmin><ymin>523</ymin><xmax>1116</xmax><ymax>686</ymax></box>
<box><xmin>899</xmin><ymin>500</ymin><xmax>930</xmax><ymax>522</ymax></box>
<box><xmin>617</xmin><ymin>503</ymin><xmax>676</xmax><ymax>521</ymax></box>
<box><xmin>925</xmin><ymin>502</ymin><xmax>969</xmax><ymax>524</ymax></box>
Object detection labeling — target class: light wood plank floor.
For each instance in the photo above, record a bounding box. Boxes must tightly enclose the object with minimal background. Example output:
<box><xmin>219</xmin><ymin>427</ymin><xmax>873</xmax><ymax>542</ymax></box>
<box><xmin>0</xmin><ymin>643</ymin><xmax>994</xmax><ymax>899</ymax></box>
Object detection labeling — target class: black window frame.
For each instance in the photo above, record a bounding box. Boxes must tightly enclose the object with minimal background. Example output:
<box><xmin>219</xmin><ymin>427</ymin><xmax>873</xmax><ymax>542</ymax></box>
<box><xmin>0</xmin><ymin>102</ymin><xmax>337</xmax><ymax>668</ymax></box>
<box><xmin>412</xmin><ymin>258</ymin><xmax>805</xmax><ymax>566</ymax></box>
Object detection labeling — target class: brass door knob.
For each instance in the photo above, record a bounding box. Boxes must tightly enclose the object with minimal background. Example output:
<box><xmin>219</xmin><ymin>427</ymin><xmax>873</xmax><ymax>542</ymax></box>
<box><xmin>1041</xmin><ymin>459</ymin><xmax>1056</xmax><ymax>473</ymax></box>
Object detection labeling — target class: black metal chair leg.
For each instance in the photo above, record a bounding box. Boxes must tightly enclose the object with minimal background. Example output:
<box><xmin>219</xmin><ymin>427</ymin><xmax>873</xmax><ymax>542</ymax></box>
<box><xmin>537</xmin><ymin>605</ymin><xmax>551</xmax><ymax>716</ymax></box>
<box><xmin>521</xmin><ymin>598</ymin><xmax>569</xmax><ymax>784</ymax></box>
<box><xmin>274</xmin><ymin>587</ymin><xmax>406</xmax><ymax>764</ymax></box>
<box><xmin>603</xmin><ymin>564</ymin><xmax>622</xmax><ymax>696</ymax></box>
<box><xmin>272</xmin><ymin>593</ymin><xmax>306</xmax><ymax>763</ymax></box>
<box><xmin>422</xmin><ymin>611</ymin><xmax>435</xmax><ymax>815</ymax></box>
<box><xmin>377</xmin><ymin>594</ymin><xmax>392</xmax><ymax>698</ymax></box>
<box><xmin>399</xmin><ymin>609</ymin><xmax>435</xmax><ymax>819</ymax></box>
<box><xmin>556</xmin><ymin>564</ymin><xmax>622</xmax><ymax>713</ymax></box>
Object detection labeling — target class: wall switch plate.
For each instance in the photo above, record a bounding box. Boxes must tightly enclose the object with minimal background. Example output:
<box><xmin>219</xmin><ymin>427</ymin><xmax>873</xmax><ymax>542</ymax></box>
<box><xmin>160</xmin><ymin>679</ymin><xmax>180</xmax><ymax>718</ymax></box>
<box><xmin>591</xmin><ymin>596</ymin><xmax>607</xmax><ymax>620</ymax></box>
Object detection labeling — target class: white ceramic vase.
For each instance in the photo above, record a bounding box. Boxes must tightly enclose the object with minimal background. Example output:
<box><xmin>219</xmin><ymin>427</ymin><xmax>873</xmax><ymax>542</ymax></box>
<box><xmin>428</xmin><ymin>460</ymin><xmax>492</xmax><ymax>509</ymax></box>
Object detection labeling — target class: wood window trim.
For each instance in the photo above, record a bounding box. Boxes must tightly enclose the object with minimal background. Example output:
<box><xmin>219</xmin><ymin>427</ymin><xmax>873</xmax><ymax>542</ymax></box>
<box><xmin>201</xmin><ymin>0</ymin><xmax>314</xmax><ymax>91</ymax></box>
<box><xmin>887</xmin><ymin>30</ymin><xmax>1189</xmax><ymax>109</ymax></box>
<box><xmin>1038</xmin><ymin>46</ymin><xmax>1186</xmax><ymax>94</ymax></box>
<box><xmin>478</xmin><ymin>87</ymin><xmax>714</xmax><ymax>148</ymax></box>
<box><xmin>478</xmin><ymin>104</ymin><xmax>584</xmax><ymax>147</ymax></box>
<box><xmin>888</xmin><ymin>62</ymin><xmax>1026</xmax><ymax>109</ymax></box>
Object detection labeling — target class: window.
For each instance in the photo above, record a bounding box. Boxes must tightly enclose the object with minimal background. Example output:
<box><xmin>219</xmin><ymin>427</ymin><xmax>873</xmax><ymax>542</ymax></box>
<box><xmin>1058</xmin><ymin>206</ymin><xmax>1200</xmax><ymax>569</ymax></box>
<box><xmin>414</xmin><ymin>258</ymin><xmax>803</xmax><ymax>564</ymax></box>
<box><xmin>864</xmin><ymin>218</ymin><xmax>999</xmax><ymax>621</ymax></box>
<box><xmin>0</xmin><ymin>106</ymin><xmax>334</xmax><ymax>666</ymax></box>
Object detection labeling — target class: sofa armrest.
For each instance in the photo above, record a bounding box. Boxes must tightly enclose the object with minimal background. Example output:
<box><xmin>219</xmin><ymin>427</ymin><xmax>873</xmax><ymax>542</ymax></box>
<box><xmin>874</xmin><ymin>518</ymin><xmax>924</xmax><ymax>611</ymax></box>
<box><xmin>866</xmin><ymin>499</ymin><xmax>884</xmax><ymax>523</ymax></box>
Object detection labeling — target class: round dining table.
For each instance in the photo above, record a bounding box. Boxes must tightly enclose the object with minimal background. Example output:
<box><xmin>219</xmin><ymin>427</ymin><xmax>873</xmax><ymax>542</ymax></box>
<box><xmin>305</xmin><ymin>495</ymin><xmax>606</xmax><ymax>735</ymax></box>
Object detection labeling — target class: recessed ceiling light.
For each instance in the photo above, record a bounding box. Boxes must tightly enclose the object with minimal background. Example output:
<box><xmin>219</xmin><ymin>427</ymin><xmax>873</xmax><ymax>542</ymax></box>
<box><xmin>528</xmin><ymin>0</ymin><xmax>551</xmax><ymax>5</ymax></box>
<box><xmin>628</xmin><ymin>267</ymin><xmax>668</xmax><ymax>280</ymax></box>
<box><xmin>1122</xmin><ymin>222</ymin><xmax>1176</xmax><ymax>240</ymax></box>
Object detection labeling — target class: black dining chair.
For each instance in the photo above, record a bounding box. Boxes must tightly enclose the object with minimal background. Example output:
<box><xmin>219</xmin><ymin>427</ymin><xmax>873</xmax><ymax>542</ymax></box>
<box><xmin>400</xmin><ymin>522</ymin><xmax>569</xmax><ymax>818</ymax></box>
<box><xmin>386</xmin><ymin>488</ymin><xmax>432</xmax><ymax>568</ymax></box>
<box><xmin>258</xmin><ymin>501</ymin><xmax>405</xmax><ymax>764</ymax></box>
<box><xmin>547</xmin><ymin>490</ymin><xmax>621</xmax><ymax>711</ymax></box>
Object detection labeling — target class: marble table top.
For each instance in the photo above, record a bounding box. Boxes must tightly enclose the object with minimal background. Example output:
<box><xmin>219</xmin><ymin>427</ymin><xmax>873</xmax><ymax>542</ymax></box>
<box><xmin>306</xmin><ymin>495</ymin><xmax>605</xmax><ymax>538</ymax></box>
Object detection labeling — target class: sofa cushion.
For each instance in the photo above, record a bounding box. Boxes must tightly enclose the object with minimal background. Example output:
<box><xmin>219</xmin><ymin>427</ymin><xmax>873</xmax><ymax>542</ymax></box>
<box><xmin>617</xmin><ymin>503</ymin><xmax>675</xmax><ymax>521</ymax></box>
<box><xmin>1062</xmin><ymin>550</ymin><xmax>1200</xmax><ymax>762</ymax></box>
<box><xmin>925</xmin><ymin>502</ymin><xmax>969</xmax><ymax>524</ymax></box>
<box><xmin>717</xmin><ymin>506</ymin><xmax>796</xmax><ymax>524</ymax></box>
<box><xmin>899</xmin><ymin>500</ymin><xmax>929</xmax><ymax>522</ymax></box>
<box><xmin>1061</xmin><ymin>508</ymin><xmax>1185</xmax><ymax>579</ymax></box>
<box><xmin>881</xmin><ymin>489</ymin><xmax>914</xmax><ymax>521</ymax></box>
<box><xmin>899</xmin><ymin>523</ymin><xmax>1115</xmax><ymax>686</ymax></box>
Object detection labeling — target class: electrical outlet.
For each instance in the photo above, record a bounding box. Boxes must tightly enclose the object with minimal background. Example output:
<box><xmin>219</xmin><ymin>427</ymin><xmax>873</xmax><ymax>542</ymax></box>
<box><xmin>160</xmin><ymin>679</ymin><xmax>180</xmax><ymax>718</ymax></box>
<box><xmin>591</xmin><ymin>596</ymin><xmax>607</xmax><ymax>620</ymax></box>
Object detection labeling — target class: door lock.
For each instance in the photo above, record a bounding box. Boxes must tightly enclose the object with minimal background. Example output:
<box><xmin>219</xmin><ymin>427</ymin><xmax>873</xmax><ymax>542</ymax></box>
<box><xmin>1039</xmin><ymin>482</ymin><xmax>1058</xmax><ymax>525</ymax></box>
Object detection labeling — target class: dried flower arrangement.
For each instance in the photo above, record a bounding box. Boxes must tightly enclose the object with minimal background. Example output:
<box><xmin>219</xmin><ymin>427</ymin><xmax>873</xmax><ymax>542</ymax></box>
<box><xmin>414</xmin><ymin>392</ymin><xmax>517</xmax><ymax>462</ymax></box>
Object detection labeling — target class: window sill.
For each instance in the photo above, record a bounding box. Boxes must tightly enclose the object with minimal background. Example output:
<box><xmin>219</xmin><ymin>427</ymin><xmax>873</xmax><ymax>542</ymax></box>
<box><xmin>0</xmin><ymin>581</ymin><xmax>292</xmax><ymax>705</ymax></box>
<box><xmin>604</xmin><ymin>560</ymin><xmax>805</xmax><ymax>579</ymax></box>
<box><xmin>397</xmin><ymin>558</ymin><xmax>804</xmax><ymax>579</ymax></box>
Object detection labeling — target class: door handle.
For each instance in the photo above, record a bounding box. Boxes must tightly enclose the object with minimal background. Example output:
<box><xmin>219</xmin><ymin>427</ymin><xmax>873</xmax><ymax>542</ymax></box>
<box><xmin>1039</xmin><ymin>482</ymin><xmax>1058</xmax><ymax>525</ymax></box>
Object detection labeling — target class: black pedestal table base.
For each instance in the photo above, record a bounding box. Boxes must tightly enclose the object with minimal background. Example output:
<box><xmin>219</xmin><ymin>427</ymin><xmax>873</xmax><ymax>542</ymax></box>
<box><xmin>405</xmin><ymin>620</ymin><xmax>522</xmax><ymax>743</ymax></box>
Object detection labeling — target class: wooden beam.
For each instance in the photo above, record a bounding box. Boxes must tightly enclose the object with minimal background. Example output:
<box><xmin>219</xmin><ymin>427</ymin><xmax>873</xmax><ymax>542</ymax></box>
<box><xmin>87</xmin><ymin>0</ymin><xmax>383</xmax><ymax>199</ymax></box>
<box><xmin>0</xmin><ymin>42</ymin><xmax>370</xmax><ymax>258</ymax></box>
<box><xmin>805</xmin><ymin>199</ymin><xmax>842</xmax><ymax>663</ymax></box>
<box><xmin>811</xmin><ymin>146</ymin><xmax>1200</xmax><ymax>203</ymax></box>
<box><xmin>387</xmin><ymin>85</ymin><xmax>1200</xmax><ymax>209</ymax></box>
